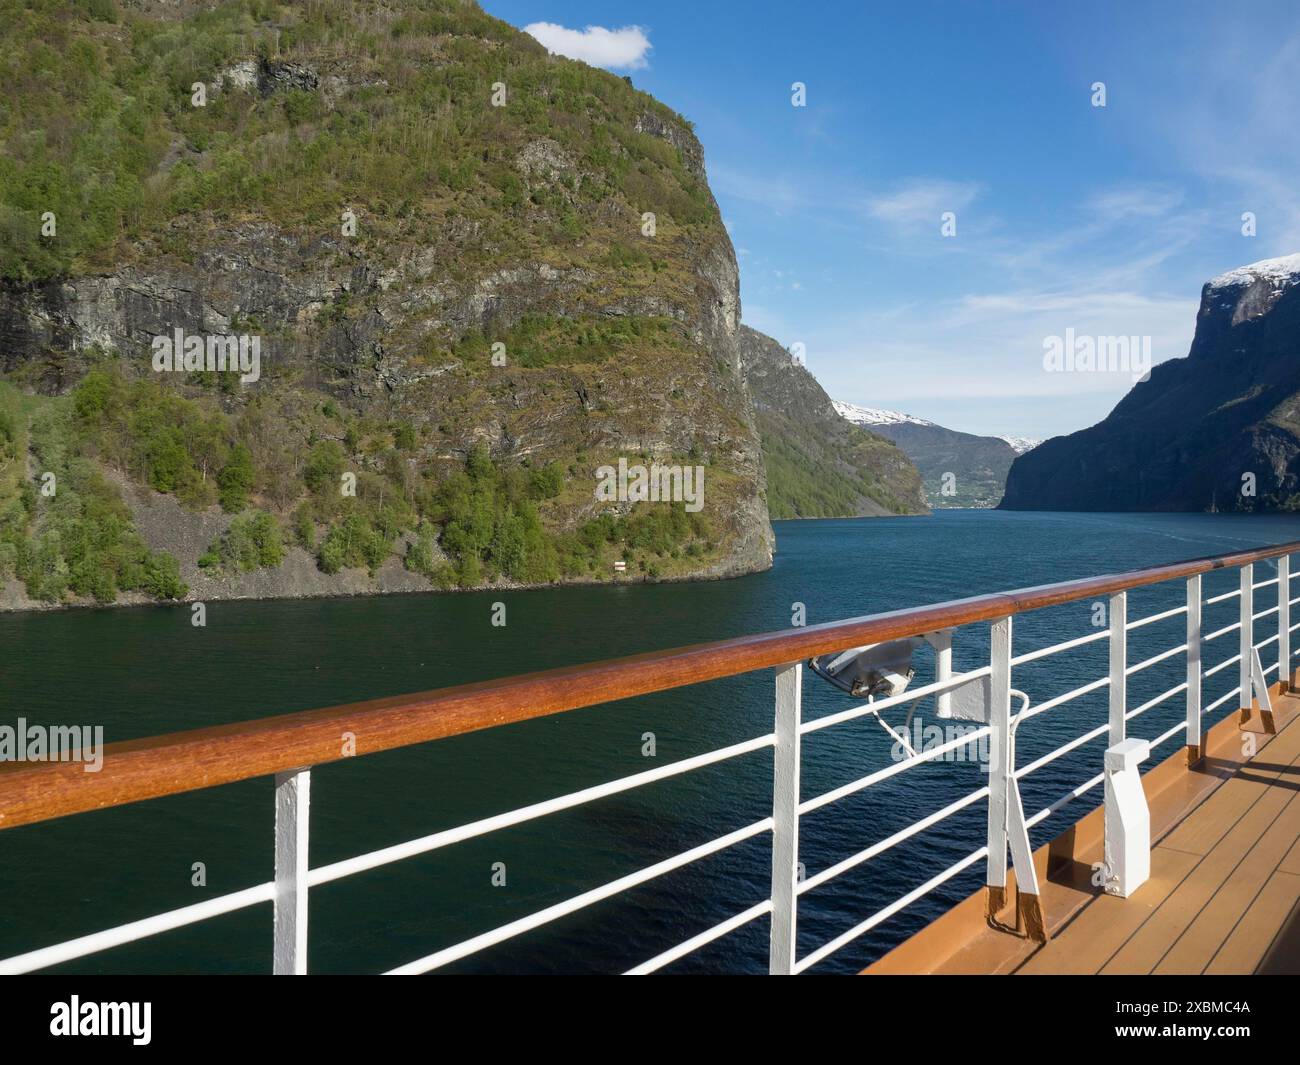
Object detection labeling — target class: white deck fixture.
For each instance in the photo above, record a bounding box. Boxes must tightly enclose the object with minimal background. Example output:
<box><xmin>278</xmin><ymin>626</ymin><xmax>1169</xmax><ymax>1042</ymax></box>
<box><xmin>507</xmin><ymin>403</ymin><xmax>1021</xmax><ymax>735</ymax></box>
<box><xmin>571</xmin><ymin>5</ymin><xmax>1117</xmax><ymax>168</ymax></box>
<box><xmin>1103</xmin><ymin>738</ymin><xmax>1151</xmax><ymax>897</ymax></box>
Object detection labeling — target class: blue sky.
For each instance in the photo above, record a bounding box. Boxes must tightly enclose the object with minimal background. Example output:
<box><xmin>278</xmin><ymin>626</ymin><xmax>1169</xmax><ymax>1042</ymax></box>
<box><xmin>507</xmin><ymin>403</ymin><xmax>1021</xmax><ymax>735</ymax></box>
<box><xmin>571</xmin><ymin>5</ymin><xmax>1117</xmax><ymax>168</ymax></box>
<box><xmin>485</xmin><ymin>0</ymin><xmax>1300</xmax><ymax>439</ymax></box>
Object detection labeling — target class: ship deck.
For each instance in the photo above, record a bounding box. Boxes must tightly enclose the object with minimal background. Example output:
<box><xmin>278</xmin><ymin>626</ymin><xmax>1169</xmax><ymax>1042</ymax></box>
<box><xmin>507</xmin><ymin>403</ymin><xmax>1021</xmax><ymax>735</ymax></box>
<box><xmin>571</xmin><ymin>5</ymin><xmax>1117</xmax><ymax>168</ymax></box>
<box><xmin>867</xmin><ymin>694</ymin><xmax>1300</xmax><ymax>975</ymax></box>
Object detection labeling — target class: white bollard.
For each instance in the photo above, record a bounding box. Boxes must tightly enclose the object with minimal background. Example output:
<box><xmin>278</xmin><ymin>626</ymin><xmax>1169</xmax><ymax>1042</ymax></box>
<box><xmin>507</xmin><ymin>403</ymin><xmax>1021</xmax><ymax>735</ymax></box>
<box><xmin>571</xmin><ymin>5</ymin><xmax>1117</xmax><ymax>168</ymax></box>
<box><xmin>1103</xmin><ymin>738</ymin><xmax>1151</xmax><ymax>897</ymax></box>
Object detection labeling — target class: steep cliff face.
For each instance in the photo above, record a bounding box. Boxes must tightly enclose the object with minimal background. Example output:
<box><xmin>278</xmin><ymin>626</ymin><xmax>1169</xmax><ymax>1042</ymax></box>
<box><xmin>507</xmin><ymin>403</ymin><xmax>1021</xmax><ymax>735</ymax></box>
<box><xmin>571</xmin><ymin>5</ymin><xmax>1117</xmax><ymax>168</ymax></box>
<box><xmin>0</xmin><ymin>0</ymin><xmax>774</xmax><ymax>608</ymax></box>
<box><xmin>1001</xmin><ymin>254</ymin><xmax>1300</xmax><ymax>513</ymax></box>
<box><xmin>736</xmin><ymin>326</ymin><xmax>927</xmax><ymax>518</ymax></box>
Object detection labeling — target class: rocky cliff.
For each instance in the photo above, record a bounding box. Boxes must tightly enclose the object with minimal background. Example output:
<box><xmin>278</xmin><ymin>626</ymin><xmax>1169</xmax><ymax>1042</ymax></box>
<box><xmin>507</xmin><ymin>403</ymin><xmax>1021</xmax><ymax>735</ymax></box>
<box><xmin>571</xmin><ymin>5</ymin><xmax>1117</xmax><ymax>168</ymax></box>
<box><xmin>737</xmin><ymin>327</ymin><xmax>927</xmax><ymax>518</ymax></box>
<box><xmin>1001</xmin><ymin>253</ymin><xmax>1300</xmax><ymax>512</ymax></box>
<box><xmin>0</xmin><ymin>0</ymin><xmax>788</xmax><ymax>609</ymax></box>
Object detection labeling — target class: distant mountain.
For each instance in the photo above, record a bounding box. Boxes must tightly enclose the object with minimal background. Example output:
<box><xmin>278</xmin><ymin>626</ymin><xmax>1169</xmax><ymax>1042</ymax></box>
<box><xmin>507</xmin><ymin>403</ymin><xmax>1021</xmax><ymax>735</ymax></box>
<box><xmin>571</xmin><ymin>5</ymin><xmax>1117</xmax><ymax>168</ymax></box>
<box><xmin>830</xmin><ymin>403</ymin><xmax>936</xmax><ymax>429</ymax></box>
<box><xmin>833</xmin><ymin>401</ymin><xmax>1021</xmax><ymax>508</ymax></box>
<box><xmin>737</xmin><ymin>329</ymin><xmax>928</xmax><ymax>519</ymax></box>
<box><xmin>999</xmin><ymin>436</ymin><xmax>1042</xmax><ymax>454</ymax></box>
<box><xmin>1001</xmin><ymin>253</ymin><xmax>1300</xmax><ymax>512</ymax></box>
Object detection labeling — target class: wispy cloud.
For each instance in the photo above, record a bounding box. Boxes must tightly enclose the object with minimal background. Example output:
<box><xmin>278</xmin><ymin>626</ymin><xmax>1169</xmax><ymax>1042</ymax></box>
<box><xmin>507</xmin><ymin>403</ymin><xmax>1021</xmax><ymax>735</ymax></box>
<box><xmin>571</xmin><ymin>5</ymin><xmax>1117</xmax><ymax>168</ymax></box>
<box><xmin>709</xmin><ymin>8</ymin><xmax>1300</xmax><ymax>437</ymax></box>
<box><xmin>1084</xmin><ymin>184</ymin><xmax>1185</xmax><ymax>220</ymax></box>
<box><xmin>1162</xmin><ymin>31</ymin><xmax>1300</xmax><ymax>249</ymax></box>
<box><xmin>523</xmin><ymin>22</ymin><xmax>652</xmax><ymax>71</ymax></box>
<box><xmin>865</xmin><ymin>179</ymin><xmax>982</xmax><ymax>228</ymax></box>
<box><xmin>816</xmin><ymin>285</ymin><xmax>1196</xmax><ymax>436</ymax></box>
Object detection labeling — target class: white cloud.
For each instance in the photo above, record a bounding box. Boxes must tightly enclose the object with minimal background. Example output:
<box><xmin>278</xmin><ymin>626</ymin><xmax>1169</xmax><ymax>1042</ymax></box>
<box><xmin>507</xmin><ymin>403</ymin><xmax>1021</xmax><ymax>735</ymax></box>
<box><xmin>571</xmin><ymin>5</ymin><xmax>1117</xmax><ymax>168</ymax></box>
<box><xmin>809</xmin><ymin>285</ymin><xmax>1197</xmax><ymax>436</ymax></box>
<box><xmin>524</xmin><ymin>22</ymin><xmax>652</xmax><ymax>71</ymax></box>
<box><xmin>1085</xmin><ymin>184</ymin><xmax>1184</xmax><ymax>219</ymax></box>
<box><xmin>865</xmin><ymin>179</ymin><xmax>981</xmax><ymax>228</ymax></box>
<box><xmin>1171</xmin><ymin>32</ymin><xmax>1300</xmax><ymax>249</ymax></box>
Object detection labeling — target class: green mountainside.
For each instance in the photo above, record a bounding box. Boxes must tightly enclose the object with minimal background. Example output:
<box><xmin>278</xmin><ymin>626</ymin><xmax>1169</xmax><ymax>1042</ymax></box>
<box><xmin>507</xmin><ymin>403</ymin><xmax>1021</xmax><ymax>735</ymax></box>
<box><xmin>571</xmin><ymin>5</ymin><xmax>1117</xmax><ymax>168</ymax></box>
<box><xmin>0</xmin><ymin>0</ymin><xmax>920</xmax><ymax>609</ymax></box>
<box><xmin>736</xmin><ymin>327</ymin><xmax>927</xmax><ymax>519</ymax></box>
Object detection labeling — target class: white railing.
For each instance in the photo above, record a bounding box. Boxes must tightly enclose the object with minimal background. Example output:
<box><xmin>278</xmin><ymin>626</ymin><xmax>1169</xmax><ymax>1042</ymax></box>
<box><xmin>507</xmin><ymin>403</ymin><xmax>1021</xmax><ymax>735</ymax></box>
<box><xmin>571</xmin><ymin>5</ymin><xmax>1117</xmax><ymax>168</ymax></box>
<box><xmin>2</xmin><ymin>548</ymin><xmax>1296</xmax><ymax>976</ymax></box>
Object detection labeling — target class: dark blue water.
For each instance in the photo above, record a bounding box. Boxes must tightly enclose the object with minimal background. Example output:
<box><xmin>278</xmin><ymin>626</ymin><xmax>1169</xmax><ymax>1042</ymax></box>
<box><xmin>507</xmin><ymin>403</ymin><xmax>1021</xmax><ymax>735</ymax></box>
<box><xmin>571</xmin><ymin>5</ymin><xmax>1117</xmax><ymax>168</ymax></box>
<box><xmin>2</xmin><ymin>510</ymin><xmax>1298</xmax><ymax>974</ymax></box>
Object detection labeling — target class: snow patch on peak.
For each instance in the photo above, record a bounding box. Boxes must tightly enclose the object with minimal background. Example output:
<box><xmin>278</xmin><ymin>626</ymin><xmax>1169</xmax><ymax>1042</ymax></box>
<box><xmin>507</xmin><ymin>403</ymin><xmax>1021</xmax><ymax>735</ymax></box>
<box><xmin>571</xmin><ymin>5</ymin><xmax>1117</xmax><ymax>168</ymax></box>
<box><xmin>833</xmin><ymin>400</ymin><xmax>934</xmax><ymax>428</ymax></box>
<box><xmin>1207</xmin><ymin>253</ymin><xmax>1300</xmax><ymax>291</ymax></box>
<box><xmin>999</xmin><ymin>436</ymin><xmax>1041</xmax><ymax>454</ymax></box>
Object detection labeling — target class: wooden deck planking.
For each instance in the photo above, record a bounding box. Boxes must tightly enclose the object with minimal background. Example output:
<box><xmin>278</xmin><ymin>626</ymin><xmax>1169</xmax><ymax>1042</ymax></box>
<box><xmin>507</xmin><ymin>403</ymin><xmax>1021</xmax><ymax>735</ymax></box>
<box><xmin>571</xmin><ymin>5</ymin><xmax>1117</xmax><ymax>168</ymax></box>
<box><xmin>1205</xmin><ymin>869</ymin><xmax>1300</xmax><ymax>974</ymax></box>
<box><xmin>1279</xmin><ymin>836</ymin><xmax>1300</xmax><ymax>876</ymax></box>
<box><xmin>1047</xmin><ymin>702</ymin><xmax>1300</xmax><ymax>975</ymax></box>
<box><xmin>1152</xmin><ymin>787</ymin><xmax>1300</xmax><ymax>974</ymax></box>
<box><xmin>868</xmin><ymin>692</ymin><xmax>1300</xmax><ymax>975</ymax></box>
<box><xmin>1098</xmin><ymin>719</ymin><xmax>1300</xmax><ymax>973</ymax></box>
<box><xmin>1016</xmin><ymin>847</ymin><xmax>1201</xmax><ymax>975</ymax></box>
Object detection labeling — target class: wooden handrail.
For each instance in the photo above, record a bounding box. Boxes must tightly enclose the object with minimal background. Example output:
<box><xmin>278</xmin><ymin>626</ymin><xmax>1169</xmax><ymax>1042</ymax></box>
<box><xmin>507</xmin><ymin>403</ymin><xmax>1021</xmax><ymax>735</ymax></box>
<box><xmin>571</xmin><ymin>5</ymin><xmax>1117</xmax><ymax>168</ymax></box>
<box><xmin>1</xmin><ymin>538</ymin><xmax>1296</xmax><ymax>832</ymax></box>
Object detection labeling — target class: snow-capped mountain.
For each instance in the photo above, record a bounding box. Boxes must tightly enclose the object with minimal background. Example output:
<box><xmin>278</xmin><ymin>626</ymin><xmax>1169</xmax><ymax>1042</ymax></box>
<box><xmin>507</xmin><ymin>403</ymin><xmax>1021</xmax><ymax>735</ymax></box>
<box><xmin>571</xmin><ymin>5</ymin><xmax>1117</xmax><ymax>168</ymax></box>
<box><xmin>832</xmin><ymin>400</ymin><xmax>935</xmax><ymax>428</ymax></box>
<box><xmin>1206</xmin><ymin>252</ymin><xmax>1300</xmax><ymax>292</ymax></box>
<box><xmin>833</xmin><ymin>399</ymin><xmax>1029</xmax><ymax>508</ymax></box>
<box><xmin>998</xmin><ymin>436</ymin><xmax>1041</xmax><ymax>454</ymax></box>
<box><xmin>1003</xmin><ymin>251</ymin><xmax>1300</xmax><ymax>512</ymax></box>
<box><xmin>834</xmin><ymin>401</ymin><xmax>1038</xmax><ymax>453</ymax></box>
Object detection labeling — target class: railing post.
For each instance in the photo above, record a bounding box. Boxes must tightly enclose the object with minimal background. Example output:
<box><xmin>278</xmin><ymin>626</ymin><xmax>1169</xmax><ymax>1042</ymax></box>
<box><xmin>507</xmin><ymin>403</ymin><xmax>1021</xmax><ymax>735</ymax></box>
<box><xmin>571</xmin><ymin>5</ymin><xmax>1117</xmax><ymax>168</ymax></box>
<box><xmin>1240</xmin><ymin>564</ymin><xmax>1254</xmax><ymax>722</ymax></box>
<box><xmin>983</xmin><ymin>615</ymin><xmax>1045</xmax><ymax>941</ymax></box>
<box><xmin>1109</xmin><ymin>591</ymin><xmax>1127</xmax><ymax>745</ymax></box>
<box><xmin>933</xmin><ymin>628</ymin><xmax>954</xmax><ymax>718</ymax></box>
<box><xmin>1186</xmin><ymin>575</ymin><xmax>1202</xmax><ymax>765</ymax></box>
<box><xmin>1279</xmin><ymin>556</ymin><xmax>1291</xmax><ymax>692</ymax></box>
<box><xmin>274</xmin><ymin>768</ymin><xmax>311</xmax><ymax>975</ymax></box>
<box><xmin>985</xmin><ymin>618</ymin><xmax>1011</xmax><ymax>917</ymax></box>
<box><xmin>769</xmin><ymin>662</ymin><xmax>802</xmax><ymax>975</ymax></box>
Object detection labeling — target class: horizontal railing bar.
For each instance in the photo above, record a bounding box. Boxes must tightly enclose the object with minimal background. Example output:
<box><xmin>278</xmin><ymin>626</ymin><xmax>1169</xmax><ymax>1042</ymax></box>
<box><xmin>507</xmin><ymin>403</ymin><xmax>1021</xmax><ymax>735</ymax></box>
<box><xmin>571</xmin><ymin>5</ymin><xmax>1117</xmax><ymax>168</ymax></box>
<box><xmin>1252</xmin><ymin>577</ymin><xmax>1280</xmax><ymax>590</ymax></box>
<box><xmin>1253</xmin><ymin>606</ymin><xmax>1280</xmax><ymax>620</ymax></box>
<box><xmin>1017</xmin><ymin>721</ymin><xmax>1109</xmax><ymax>779</ymax></box>
<box><xmin>1204</xmin><ymin>686</ymin><xmax>1242</xmax><ymax>715</ymax></box>
<box><xmin>1127</xmin><ymin>604</ymin><xmax>1189</xmax><ymax>631</ymax></box>
<box><xmin>1205</xmin><ymin>588</ymin><xmax>1242</xmax><ymax>605</ymax></box>
<box><xmin>1010</xmin><ymin>628</ymin><xmax>1108</xmax><ymax>666</ymax></box>
<box><xmin>1127</xmin><ymin>681</ymin><xmax>1188</xmax><ymax>721</ymax></box>
<box><xmin>5</xmin><ymin>538</ymin><xmax>1300</xmax><ymax>832</ymax></box>
<box><xmin>1204</xmin><ymin>620</ymin><xmax>1241</xmax><ymax>642</ymax></box>
<box><xmin>1126</xmin><ymin>643</ymin><xmax>1188</xmax><ymax>677</ymax></box>
<box><xmin>384</xmin><ymin>817</ymin><xmax>773</xmax><ymax>974</ymax></box>
<box><xmin>798</xmin><ymin>727</ymin><xmax>992</xmax><ymax>816</ymax></box>
<box><xmin>1017</xmin><ymin>675</ymin><xmax>1109</xmax><ymax>723</ymax></box>
<box><xmin>1017</xmin><ymin>676</ymin><xmax>1199</xmax><ymax>786</ymax></box>
<box><xmin>1204</xmin><ymin>653</ymin><xmax>1241</xmax><ymax>678</ymax></box>
<box><xmin>793</xmin><ymin>845</ymin><xmax>987</xmax><ymax>974</ymax></box>
<box><xmin>800</xmin><ymin>667</ymin><xmax>992</xmax><ymax>736</ymax></box>
<box><xmin>1256</xmin><ymin>633</ymin><xmax>1280</xmax><ymax>650</ymax></box>
<box><xmin>310</xmin><ymin>734</ymin><xmax>774</xmax><ymax>887</ymax></box>
<box><xmin>1024</xmin><ymin>770</ymin><xmax>1106</xmax><ymax>830</ymax></box>
<box><xmin>798</xmin><ymin>786</ymin><xmax>990</xmax><ymax>896</ymax></box>
<box><xmin>1149</xmin><ymin>718</ymin><xmax>1188</xmax><ymax>749</ymax></box>
<box><xmin>624</xmin><ymin>900</ymin><xmax>773</xmax><ymax>975</ymax></box>
<box><xmin>0</xmin><ymin>881</ymin><xmax>275</xmax><ymax>975</ymax></box>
